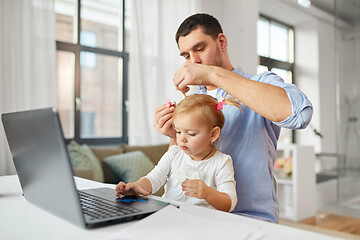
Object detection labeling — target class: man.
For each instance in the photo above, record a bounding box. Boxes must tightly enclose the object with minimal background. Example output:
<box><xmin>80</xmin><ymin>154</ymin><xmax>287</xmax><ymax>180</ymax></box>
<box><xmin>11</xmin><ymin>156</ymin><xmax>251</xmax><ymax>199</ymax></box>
<box><xmin>153</xmin><ymin>13</ymin><xmax>313</xmax><ymax>222</ymax></box>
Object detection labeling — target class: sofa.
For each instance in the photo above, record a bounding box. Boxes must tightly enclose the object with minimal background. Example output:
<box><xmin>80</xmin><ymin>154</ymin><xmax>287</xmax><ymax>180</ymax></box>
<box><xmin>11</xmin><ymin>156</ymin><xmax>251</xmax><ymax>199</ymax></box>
<box><xmin>69</xmin><ymin>142</ymin><xmax>168</xmax><ymax>196</ymax></box>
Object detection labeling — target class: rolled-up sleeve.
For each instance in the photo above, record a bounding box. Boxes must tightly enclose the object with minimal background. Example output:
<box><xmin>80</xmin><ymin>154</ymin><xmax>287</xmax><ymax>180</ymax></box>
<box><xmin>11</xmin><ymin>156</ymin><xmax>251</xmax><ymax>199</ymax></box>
<box><xmin>257</xmin><ymin>71</ymin><xmax>313</xmax><ymax>129</ymax></box>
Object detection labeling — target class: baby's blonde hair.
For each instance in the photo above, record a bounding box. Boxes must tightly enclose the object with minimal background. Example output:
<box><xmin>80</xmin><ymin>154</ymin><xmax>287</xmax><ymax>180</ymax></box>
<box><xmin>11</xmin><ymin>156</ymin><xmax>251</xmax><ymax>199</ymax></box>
<box><xmin>173</xmin><ymin>94</ymin><xmax>242</xmax><ymax>129</ymax></box>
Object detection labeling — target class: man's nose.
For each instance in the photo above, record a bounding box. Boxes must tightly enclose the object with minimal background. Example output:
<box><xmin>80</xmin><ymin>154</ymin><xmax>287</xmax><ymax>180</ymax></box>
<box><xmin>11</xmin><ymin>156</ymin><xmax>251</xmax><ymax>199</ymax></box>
<box><xmin>190</xmin><ymin>53</ymin><xmax>201</xmax><ymax>64</ymax></box>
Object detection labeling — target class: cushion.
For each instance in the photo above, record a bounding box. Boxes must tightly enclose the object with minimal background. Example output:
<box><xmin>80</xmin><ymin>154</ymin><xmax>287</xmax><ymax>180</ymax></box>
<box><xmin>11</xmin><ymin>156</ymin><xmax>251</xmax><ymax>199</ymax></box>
<box><xmin>90</xmin><ymin>145</ymin><xmax>125</xmax><ymax>183</ymax></box>
<box><xmin>67</xmin><ymin>141</ymin><xmax>104</xmax><ymax>182</ymax></box>
<box><xmin>90</xmin><ymin>145</ymin><xmax>125</xmax><ymax>161</ymax></box>
<box><xmin>124</xmin><ymin>144</ymin><xmax>168</xmax><ymax>165</ymax></box>
<box><xmin>103</xmin><ymin>151</ymin><xmax>155</xmax><ymax>183</ymax></box>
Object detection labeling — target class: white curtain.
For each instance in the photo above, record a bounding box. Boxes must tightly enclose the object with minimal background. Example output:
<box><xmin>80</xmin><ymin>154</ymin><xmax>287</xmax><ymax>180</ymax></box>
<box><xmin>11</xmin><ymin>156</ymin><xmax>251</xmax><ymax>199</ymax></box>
<box><xmin>127</xmin><ymin>0</ymin><xmax>199</xmax><ymax>146</ymax></box>
<box><xmin>0</xmin><ymin>0</ymin><xmax>57</xmax><ymax>175</ymax></box>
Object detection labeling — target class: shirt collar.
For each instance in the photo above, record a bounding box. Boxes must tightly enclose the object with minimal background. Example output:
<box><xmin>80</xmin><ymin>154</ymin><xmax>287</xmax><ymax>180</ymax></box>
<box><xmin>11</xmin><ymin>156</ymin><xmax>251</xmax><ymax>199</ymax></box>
<box><xmin>232</xmin><ymin>66</ymin><xmax>244</xmax><ymax>75</ymax></box>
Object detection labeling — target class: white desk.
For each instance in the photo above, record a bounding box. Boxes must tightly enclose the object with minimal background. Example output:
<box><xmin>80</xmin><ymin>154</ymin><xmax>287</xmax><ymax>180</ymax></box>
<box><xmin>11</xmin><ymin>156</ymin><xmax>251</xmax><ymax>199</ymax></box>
<box><xmin>0</xmin><ymin>175</ymin><xmax>343</xmax><ymax>240</ymax></box>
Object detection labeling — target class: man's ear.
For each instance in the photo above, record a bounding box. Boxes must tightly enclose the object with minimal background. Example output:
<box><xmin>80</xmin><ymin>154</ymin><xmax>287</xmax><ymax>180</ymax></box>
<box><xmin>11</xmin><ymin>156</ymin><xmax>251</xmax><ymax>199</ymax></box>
<box><xmin>210</xmin><ymin>126</ymin><xmax>221</xmax><ymax>143</ymax></box>
<box><xmin>217</xmin><ymin>33</ymin><xmax>228</xmax><ymax>52</ymax></box>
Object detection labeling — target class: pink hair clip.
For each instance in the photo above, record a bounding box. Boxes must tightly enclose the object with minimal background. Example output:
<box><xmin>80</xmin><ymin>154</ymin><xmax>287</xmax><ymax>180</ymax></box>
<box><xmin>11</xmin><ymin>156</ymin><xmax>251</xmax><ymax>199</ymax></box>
<box><xmin>167</xmin><ymin>99</ymin><xmax>176</xmax><ymax>107</ymax></box>
<box><xmin>216</xmin><ymin>98</ymin><xmax>225</xmax><ymax>110</ymax></box>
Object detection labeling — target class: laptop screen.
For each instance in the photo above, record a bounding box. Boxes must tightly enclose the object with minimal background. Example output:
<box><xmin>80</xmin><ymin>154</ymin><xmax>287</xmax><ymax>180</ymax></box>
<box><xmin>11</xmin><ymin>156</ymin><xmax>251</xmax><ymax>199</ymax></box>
<box><xmin>2</xmin><ymin>108</ymin><xmax>86</xmax><ymax>227</ymax></box>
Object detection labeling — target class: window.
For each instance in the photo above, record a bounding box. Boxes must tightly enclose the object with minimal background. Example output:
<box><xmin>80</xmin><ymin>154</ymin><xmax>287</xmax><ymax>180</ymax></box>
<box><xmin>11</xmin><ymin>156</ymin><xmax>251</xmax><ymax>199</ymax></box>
<box><xmin>80</xmin><ymin>31</ymin><xmax>97</xmax><ymax>68</ymax></box>
<box><xmin>257</xmin><ymin>16</ymin><xmax>294</xmax><ymax>143</ymax></box>
<box><xmin>55</xmin><ymin>0</ymin><xmax>128</xmax><ymax>144</ymax></box>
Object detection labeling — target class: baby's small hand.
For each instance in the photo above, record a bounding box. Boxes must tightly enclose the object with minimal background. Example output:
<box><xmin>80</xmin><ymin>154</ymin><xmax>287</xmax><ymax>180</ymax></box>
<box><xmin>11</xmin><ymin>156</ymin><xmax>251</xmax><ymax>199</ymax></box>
<box><xmin>115</xmin><ymin>181</ymin><xmax>150</xmax><ymax>197</ymax></box>
<box><xmin>181</xmin><ymin>178</ymin><xmax>210</xmax><ymax>199</ymax></box>
<box><xmin>115</xmin><ymin>181</ymin><xmax>127</xmax><ymax>197</ymax></box>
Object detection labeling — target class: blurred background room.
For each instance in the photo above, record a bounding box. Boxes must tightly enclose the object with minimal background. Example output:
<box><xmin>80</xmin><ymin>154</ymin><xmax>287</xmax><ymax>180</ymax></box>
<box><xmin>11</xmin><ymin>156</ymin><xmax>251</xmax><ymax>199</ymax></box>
<box><xmin>1</xmin><ymin>0</ymin><xmax>360</xmax><ymax>236</ymax></box>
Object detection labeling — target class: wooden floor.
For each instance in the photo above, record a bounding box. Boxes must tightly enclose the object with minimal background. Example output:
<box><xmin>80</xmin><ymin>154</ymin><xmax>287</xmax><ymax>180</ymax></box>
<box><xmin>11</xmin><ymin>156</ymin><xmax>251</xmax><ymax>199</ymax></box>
<box><xmin>300</xmin><ymin>212</ymin><xmax>360</xmax><ymax>237</ymax></box>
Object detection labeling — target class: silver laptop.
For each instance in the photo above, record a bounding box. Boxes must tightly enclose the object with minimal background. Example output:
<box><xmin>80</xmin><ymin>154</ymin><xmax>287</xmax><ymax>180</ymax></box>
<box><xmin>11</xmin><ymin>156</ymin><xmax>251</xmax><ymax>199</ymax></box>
<box><xmin>1</xmin><ymin>107</ymin><xmax>169</xmax><ymax>228</ymax></box>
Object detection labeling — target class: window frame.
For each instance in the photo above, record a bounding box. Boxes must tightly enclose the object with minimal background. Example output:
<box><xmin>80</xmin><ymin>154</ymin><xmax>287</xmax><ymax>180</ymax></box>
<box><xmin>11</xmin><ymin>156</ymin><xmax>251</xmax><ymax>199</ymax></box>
<box><xmin>258</xmin><ymin>15</ymin><xmax>294</xmax><ymax>75</ymax></box>
<box><xmin>56</xmin><ymin>0</ymin><xmax>129</xmax><ymax>145</ymax></box>
<box><xmin>258</xmin><ymin>15</ymin><xmax>296</xmax><ymax>143</ymax></box>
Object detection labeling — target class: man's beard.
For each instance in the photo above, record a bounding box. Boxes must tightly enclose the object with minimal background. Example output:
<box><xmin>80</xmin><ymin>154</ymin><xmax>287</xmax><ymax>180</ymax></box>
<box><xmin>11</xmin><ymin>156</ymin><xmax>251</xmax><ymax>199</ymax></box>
<box><xmin>213</xmin><ymin>45</ymin><xmax>224</xmax><ymax>68</ymax></box>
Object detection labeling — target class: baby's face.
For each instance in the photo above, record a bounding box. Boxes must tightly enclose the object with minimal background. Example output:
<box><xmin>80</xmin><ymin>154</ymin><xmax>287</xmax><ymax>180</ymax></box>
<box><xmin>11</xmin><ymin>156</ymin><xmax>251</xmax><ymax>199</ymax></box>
<box><xmin>173</xmin><ymin>112</ymin><xmax>213</xmax><ymax>160</ymax></box>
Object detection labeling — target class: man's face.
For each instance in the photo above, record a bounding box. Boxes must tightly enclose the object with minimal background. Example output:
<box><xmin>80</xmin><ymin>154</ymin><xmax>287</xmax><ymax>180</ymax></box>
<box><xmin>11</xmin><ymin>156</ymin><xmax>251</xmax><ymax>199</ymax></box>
<box><xmin>178</xmin><ymin>28</ymin><xmax>224</xmax><ymax>67</ymax></box>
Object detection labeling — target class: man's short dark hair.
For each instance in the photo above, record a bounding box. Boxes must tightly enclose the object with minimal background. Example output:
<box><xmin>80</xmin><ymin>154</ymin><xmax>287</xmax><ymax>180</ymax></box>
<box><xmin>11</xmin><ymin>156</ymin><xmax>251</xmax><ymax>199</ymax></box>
<box><xmin>175</xmin><ymin>13</ymin><xmax>223</xmax><ymax>44</ymax></box>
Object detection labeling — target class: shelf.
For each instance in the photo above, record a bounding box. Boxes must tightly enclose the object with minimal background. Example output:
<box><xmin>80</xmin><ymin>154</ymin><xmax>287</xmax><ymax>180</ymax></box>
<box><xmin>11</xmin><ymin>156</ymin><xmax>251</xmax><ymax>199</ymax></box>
<box><xmin>274</xmin><ymin>171</ymin><xmax>293</xmax><ymax>185</ymax></box>
<box><xmin>276</xmin><ymin>178</ymin><xmax>293</xmax><ymax>185</ymax></box>
<box><xmin>276</xmin><ymin>144</ymin><xmax>316</xmax><ymax>221</ymax></box>
<box><xmin>279</xmin><ymin>205</ymin><xmax>295</xmax><ymax>220</ymax></box>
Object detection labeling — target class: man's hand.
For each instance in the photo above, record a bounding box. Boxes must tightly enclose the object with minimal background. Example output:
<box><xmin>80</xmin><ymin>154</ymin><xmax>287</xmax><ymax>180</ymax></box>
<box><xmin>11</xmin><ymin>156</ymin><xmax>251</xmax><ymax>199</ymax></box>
<box><xmin>153</xmin><ymin>103</ymin><xmax>176</xmax><ymax>139</ymax></box>
<box><xmin>173</xmin><ymin>63</ymin><xmax>216</xmax><ymax>93</ymax></box>
<box><xmin>115</xmin><ymin>181</ymin><xmax>150</xmax><ymax>197</ymax></box>
<box><xmin>181</xmin><ymin>178</ymin><xmax>210</xmax><ymax>199</ymax></box>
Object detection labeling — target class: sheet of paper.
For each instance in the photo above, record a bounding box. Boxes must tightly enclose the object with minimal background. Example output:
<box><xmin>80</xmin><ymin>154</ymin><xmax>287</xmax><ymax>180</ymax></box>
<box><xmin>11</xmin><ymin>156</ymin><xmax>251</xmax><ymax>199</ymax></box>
<box><xmin>106</xmin><ymin>205</ymin><xmax>268</xmax><ymax>240</ymax></box>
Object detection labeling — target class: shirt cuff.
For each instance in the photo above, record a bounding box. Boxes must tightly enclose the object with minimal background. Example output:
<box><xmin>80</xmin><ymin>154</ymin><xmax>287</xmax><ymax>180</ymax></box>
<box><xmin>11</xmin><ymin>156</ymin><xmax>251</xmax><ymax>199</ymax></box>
<box><xmin>274</xmin><ymin>86</ymin><xmax>313</xmax><ymax>129</ymax></box>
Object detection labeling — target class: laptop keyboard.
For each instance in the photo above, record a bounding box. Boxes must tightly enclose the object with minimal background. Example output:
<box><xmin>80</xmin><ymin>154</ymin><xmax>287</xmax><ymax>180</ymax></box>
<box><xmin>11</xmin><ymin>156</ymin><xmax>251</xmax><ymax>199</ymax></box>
<box><xmin>79</xmin><ymin>191</ymin><xmax>142</xmax><ymax>220</ymax></box>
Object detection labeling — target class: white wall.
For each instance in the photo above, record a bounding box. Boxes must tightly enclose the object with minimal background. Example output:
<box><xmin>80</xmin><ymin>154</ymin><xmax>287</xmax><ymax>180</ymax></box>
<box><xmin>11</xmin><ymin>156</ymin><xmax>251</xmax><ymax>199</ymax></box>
<box><xmin>196</xmin><ymin>0</ymin><xmax>258</xmax><ymax>74</ymax></box>
<box><xmin>294</xmin><ymin>21</ymin><xmax>321</xmax><ymax>152</ymax></box>
<box><xmin>318</xmin><ymin>21</ymin><xmax>336</xmax><ymax>154</ymax></box>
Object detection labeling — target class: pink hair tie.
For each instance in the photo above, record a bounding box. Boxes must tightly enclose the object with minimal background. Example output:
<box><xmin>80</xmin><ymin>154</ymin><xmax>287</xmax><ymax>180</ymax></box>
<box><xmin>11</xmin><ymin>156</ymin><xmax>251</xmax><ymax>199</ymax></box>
<box><xmin>216</xmin><ymin>98</ymin><xmax>225</xmax><ymax>110</ymax></box>
<box><xmin>167</xmin><ymin>99</ymin><xmax>176</xmax><ymax>107</ymax></box>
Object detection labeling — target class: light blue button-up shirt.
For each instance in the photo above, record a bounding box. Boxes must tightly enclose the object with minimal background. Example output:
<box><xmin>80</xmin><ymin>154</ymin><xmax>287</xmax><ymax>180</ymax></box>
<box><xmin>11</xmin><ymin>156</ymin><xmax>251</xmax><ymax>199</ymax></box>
<box><xmin>197</xmin><ymin>67</ymin><xmax>313</xmax><ymax>222</ymax></box>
